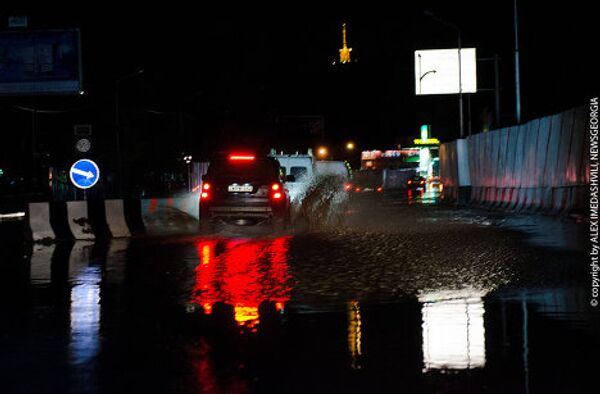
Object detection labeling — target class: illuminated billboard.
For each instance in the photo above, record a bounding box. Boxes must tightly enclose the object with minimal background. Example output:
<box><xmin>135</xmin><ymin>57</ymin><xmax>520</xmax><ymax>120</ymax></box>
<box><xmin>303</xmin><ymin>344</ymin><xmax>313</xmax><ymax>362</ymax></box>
<box><xmin>415</xmin><ymin>48</ymin><xmax>477</xmax><ymax>95</ymax></box>
<box><xmin>0</xmin><ymin>29</ymin><xmax>82</xmax><ymax>95</ymax></box>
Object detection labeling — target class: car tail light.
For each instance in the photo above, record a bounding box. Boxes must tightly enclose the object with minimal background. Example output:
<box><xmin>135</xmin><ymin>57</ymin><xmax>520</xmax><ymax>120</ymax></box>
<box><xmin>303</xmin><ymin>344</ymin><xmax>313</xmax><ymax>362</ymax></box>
<box><xmin>408</xmin><ymin>180</ymin><xmax>412</xmax><ymax>185</ymax></box>
<box><xmin>202</xmin><ymin>182</ymin><xmax>210</xmax><ymax>190</ymax></box>
<box><xmin>376</xmin><ymin>186</ymin><xmax>383</xmax><ymax>192</ymax></box>
<box><xmin>420</xmin><ymin>180</ymin><xmax>425</xmax><ymax>185</ymax></box>
<box><xmin>354</xmin><ymin>187</ymin><xmax>361</xmax><ymax>193</ymax></box>
<box><xmin>344</xmin><ymin>182</ymin><xmax>352</xmax><ymax>191</ymax></box>
<box><xmin>269</xmin><ymin>183</ymin><xmax>284</xmax><ymax>201</ymax></box>
<box><xmin>201</xmin><ymin>191</ymin><xmax>210</xmax><ymax>200</ymax></box>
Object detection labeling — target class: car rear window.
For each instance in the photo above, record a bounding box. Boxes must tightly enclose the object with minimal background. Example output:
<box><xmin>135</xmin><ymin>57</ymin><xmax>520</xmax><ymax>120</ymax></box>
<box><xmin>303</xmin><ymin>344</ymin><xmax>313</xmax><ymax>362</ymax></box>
<box><xmin>206</xmin><ymin>158</ymin><xmax>279</xmax><ymax>181</ymax></box>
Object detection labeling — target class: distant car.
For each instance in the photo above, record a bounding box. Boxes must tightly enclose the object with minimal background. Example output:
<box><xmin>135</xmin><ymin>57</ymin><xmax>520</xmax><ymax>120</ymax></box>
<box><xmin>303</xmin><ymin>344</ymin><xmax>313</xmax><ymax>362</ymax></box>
<box><xmin>407</xmin><ymin>175</ymin><xmax>426</xmax><ymax>190</ymax></box>
<box><xmin>349</xmin><ymin>183</ymin><xmax>383</xmax><ymax>194</ymax></box>
<box><xmin>350</xmin><ymin>169</ymin><xmax>383</xmax><ymax>194</ymax></box>
<box><xmin>199</xmin><ymin>152</ymin><xmax>292</xmax><ymax>231</ymax></box>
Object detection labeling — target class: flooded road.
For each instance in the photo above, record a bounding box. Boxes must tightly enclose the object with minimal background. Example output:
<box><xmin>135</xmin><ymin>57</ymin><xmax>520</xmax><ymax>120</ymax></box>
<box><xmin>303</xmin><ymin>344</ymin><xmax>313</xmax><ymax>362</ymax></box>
<box><xmin>0</xmin><ymin>193</ymin><xmax>597</xmax><ymax>393</ymax></box>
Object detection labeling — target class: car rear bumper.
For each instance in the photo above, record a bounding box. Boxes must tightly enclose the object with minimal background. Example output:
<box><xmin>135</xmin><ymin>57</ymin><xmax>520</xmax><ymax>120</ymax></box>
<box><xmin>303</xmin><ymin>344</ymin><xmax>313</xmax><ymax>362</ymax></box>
<box><xmin>207</xmin><ymin>205</ymin><xmax>273</xmax><ymax>219</ymax></box>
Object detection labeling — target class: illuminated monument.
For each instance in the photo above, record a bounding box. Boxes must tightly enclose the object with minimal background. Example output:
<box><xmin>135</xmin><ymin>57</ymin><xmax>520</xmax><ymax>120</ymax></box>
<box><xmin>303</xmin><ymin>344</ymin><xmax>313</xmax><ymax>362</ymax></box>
<box><xmin>334</xmin><ymin>23</ymin><xmax>353</xmax><ymax>65</ymax></box>
<box><xmin>339</xmin><ymin>23</ymin><xmax>352</xmax><ymax>63</ymax></box>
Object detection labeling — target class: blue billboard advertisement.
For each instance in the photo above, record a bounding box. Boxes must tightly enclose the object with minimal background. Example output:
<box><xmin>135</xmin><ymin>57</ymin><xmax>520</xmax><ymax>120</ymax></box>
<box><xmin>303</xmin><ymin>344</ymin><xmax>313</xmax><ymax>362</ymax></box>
<box><xmin>0</xmin><ymin>29</ymin><xmax>82</xmax><ymax>95</ymax></box>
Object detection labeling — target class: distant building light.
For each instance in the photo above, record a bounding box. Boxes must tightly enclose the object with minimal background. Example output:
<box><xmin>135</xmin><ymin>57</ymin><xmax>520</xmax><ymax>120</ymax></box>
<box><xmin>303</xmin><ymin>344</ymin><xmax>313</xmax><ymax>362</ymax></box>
<box><xmin>414</xmin><ymin>138</ymin><xmax>440</xmax><ymax>145</ymax></box>
<box><xmin>421</xmin><ymin>125</ymin><xmax>430</xmax><ymax>141</ymax></box>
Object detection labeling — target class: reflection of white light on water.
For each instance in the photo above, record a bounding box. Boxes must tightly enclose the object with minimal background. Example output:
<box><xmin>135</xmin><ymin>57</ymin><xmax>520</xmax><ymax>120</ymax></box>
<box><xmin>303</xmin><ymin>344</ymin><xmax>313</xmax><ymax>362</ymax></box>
<box><xmin>420</xmin><ymin>289</ymin><xmax>487</xmax><ymax>371</ymax></box>
<box><xmin>70</xmin><ymin>266</ymin><xmax>101</xmax><ymax>365</ymax></box>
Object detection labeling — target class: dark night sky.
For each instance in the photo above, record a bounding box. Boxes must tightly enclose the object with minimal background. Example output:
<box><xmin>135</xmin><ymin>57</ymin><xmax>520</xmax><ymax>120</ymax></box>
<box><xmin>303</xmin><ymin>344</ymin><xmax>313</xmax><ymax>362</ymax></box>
<box><xmin>1</xmin><ymin>2</ymin><xmax>597</xmax><ymax>174</ymax></box>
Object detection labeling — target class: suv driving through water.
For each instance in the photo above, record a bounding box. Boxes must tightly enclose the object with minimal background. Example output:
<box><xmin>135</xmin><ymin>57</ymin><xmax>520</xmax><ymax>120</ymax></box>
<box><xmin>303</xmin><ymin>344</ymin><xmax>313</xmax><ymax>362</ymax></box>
<box><xmin>199</xmin><ymin>152</ymin><xmax>292</xmax><ymax>231</ymax></box>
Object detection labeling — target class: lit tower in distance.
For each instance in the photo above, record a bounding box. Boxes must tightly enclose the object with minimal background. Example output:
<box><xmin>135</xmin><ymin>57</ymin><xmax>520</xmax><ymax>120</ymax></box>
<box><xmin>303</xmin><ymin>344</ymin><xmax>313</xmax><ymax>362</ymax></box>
<box><xmin>338</xmin><ymin>23</ymin><xmax>353</xmax><ymax>64</ymax></box>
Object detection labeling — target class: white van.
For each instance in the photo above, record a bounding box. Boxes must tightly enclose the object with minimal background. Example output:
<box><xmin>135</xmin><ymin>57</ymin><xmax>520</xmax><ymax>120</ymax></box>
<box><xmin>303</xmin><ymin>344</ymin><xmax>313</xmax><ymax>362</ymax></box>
<box><xmin>269</xmin><ymin>150</ymin><xmax>314</xmax><ymax>203</ymax></box>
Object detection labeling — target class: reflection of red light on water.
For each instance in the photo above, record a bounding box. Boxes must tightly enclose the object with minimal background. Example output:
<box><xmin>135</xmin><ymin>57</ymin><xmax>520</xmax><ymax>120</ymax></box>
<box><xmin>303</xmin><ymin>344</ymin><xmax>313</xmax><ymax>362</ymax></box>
<box><xmin>192</xmin><ymin>237</ymin><xmax>292</xmax><ymax>328</ymax></box>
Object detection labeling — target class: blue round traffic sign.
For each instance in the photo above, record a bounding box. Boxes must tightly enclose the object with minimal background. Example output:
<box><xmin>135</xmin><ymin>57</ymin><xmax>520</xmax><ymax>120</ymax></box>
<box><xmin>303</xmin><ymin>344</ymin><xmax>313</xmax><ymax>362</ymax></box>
<box><xmin>69</xmin><ymin>159</ymin><xmax>100</xmax><ymax>189</ymax></box>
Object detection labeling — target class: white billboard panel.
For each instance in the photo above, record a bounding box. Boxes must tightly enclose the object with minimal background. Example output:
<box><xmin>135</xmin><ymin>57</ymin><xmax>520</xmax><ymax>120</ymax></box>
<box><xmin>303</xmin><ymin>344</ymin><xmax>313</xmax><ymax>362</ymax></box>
<box><xmin>415</xmin><ymin>48</ymin><xmax>477</xmax><ymax>95</ymax></box>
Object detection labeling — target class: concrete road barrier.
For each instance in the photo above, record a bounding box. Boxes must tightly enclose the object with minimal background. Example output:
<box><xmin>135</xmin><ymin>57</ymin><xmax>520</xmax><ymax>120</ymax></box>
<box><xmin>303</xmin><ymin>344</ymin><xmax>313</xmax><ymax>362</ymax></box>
<box><xmin>67</xmin><ymin>201</ymin><xmax>95</xmax><ymax>240</ymax></box>
<box><xmin>105</xmin><ymin>199</ymin><xmax>131</xmax><ymax>238</ymax></box>
<box><xmin>440</xmin><ymin>104</ymin><xmax>588</xmax><ymax>214</ymax></box>
<box><xmin>28</xmin><ymin>202</ymin><xmax>55</xmax><ymax>242</ymax></box>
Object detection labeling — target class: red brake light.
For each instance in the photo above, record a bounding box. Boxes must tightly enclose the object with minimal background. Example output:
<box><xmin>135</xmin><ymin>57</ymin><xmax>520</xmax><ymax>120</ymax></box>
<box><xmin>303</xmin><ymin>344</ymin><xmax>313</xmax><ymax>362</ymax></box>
<box><xmin>271</xmin><ymin>183</ymin><xmax>280</xmax><ymax>191</ymax></box>
<box><xmin>355</xmin><ymin>187</ymin><xmax>361</xmax><ymax>193</ymax></box>
<box><xmin>408</xmin><ymin>180</ymin><xmax>412</xmax><ymax>184</ymax></box>
<box><xmin>229</xmin><ymin>154</ymin><xmax>255</xmax><ymax>161</ymax></box>
<box><xmin>344</xmin><ymin>183</ymin><xmax>352</xmax><ymax>191</ymax></box>
<box><xmin>272</xmin><ymin>192</ymin><xmax>283</xmax><ymax>200</ymax></box>
<box><xmin>420</xmin><ymin>180</ymin><xmax>425</xmax><ymax>184</ymax></box>
<box><xmin>201</xmin><ymin>182</ymin><xmax>211</xmax><ymax>200</ymax></box>
<box><xmin>376</xmin><ymin>186</ymin><xmax>383</xmax><ymax>192</ymax></box>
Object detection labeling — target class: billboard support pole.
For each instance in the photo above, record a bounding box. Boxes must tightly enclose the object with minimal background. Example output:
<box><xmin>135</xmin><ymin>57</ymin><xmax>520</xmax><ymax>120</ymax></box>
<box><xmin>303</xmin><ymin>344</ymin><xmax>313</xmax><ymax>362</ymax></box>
<box><xmin>423</xmin><ymin>11</ymin><xmax>465</xmax><ymax>138</ymax></box>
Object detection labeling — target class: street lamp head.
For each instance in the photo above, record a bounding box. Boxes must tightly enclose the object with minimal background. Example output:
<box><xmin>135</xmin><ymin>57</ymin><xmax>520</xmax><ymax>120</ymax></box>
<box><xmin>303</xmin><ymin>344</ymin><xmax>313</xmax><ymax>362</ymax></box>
<box><xmin>346</xmin><ymin>141</ymin><xmax>355</xmax><ymax>150</ymax></box>
<box><xmin>317</xmin><ymin>146</ymin><xmax>328</xmax><ymax>158</ymax></box>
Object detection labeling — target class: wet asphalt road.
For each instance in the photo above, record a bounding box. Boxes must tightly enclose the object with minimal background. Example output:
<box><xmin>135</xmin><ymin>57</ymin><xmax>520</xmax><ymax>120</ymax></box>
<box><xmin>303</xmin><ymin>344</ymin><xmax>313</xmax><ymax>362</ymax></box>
<box><xmin>0</xmin><ymin>191</ymin><xmax>597</xmax><ymax>393</ymax></box>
